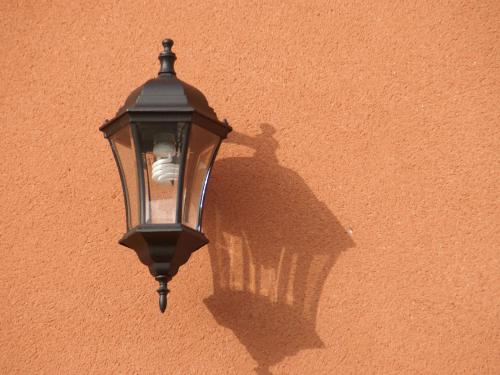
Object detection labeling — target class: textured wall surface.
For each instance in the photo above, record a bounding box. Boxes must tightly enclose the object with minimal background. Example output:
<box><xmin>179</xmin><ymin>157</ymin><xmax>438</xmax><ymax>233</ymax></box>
<box><xmin>0</xmin><ymin>1</ymin><xmax>498</xmax><ymax>374</ymax></box>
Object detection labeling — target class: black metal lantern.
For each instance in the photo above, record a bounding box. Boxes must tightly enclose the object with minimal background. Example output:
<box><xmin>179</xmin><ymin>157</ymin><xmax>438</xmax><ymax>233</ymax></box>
<box><xmin>99</xmin><ymin>39</ymin><xmax>232</xmax><ymax>312</ymax></box>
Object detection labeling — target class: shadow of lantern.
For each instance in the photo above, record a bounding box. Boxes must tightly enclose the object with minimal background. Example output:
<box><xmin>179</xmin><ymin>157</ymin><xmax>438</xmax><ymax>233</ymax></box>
<box><xmin>203</xmin><ymin>124</ymin><xmax>355</xmax><ymax>375</ymax></box>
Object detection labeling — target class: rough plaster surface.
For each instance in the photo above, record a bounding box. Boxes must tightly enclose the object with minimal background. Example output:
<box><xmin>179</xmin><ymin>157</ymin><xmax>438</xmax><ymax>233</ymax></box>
<box><xmin>0</xmin><ymin>1</ymin><xmax>498</xmax><ymax>374</ymax></box>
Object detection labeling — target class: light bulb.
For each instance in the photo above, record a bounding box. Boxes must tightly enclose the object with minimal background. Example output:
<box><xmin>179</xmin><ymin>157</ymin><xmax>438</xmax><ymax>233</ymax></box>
<box><xmin>152</xmin><ymin>134</ymin><xmax>179</xmax><ymax>184</ymax></box>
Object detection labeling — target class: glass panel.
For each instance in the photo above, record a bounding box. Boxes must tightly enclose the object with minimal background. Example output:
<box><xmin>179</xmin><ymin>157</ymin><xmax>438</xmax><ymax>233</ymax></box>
<box><xmin>182</xmin><ymin>124</ymin><xmax>220</xmax><ymax>230</ymax></box>
<box><xmin>137</xmin><ymin>122</ymin><xmax>187</xmax><ymax>224</ymax></box>
<box><xmin>110</xmin><ymin>125</ymin><xmax>139</xmax><ymax>229</ymax></box>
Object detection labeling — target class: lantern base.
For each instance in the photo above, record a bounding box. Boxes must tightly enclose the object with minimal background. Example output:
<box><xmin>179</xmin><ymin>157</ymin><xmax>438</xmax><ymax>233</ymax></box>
<box><xmin>118</xmin><ymin>224</ymin><xmax>208</xmax><ymax>312</ymax></box>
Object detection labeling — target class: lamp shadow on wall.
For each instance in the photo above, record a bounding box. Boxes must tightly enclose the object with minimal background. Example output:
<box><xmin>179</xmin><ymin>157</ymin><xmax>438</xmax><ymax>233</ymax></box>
<box><xmin>203</xmin><ymin>124</ymin><xmax>355</xmax><ymax>375</ymax></box>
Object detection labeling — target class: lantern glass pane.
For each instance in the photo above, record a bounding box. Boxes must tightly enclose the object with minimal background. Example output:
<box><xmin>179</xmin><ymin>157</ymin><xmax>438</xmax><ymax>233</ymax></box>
<box><xmin>110</xmin><ymin>125</ymin><xmax>139</xmax><ymax>229</ymax></box>
<box><xmin>137</xmin><ymin>122</ymin><xmax>187</xmax><ymax>224</ymax></box>
<box><xmin>182</xmin><ymin>124</ymin><xmax>220</xmax><ymax>230</ymax></box>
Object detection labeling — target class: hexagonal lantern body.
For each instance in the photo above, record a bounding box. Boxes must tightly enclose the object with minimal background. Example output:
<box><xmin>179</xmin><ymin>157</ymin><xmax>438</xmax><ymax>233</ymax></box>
<box><xmin>99</xmin><ymin>39</ymin><xmax>232</xmax><ymax>312</ymax></box>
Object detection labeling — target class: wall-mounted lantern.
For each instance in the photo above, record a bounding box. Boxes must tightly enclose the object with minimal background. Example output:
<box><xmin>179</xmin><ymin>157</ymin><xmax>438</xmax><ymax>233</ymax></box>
<box><xmin>99</xmin><ymin>39</ymin><xmax>232</xmax><ymax>312</ymax></box>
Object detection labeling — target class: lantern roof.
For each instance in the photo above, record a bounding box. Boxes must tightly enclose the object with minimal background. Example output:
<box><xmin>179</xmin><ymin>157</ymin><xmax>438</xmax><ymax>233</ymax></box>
<box><xmin>101</xmin><ymin>39</ymin><xmax>231</xmax><ymax>133</ymax></box>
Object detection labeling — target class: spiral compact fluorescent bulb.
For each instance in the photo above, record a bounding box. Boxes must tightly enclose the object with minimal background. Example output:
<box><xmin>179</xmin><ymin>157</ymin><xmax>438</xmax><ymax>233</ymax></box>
<box><xmin>152</xmin><ymin>134</ymin><xmax>179</xmax><ymax>184</ymax></box>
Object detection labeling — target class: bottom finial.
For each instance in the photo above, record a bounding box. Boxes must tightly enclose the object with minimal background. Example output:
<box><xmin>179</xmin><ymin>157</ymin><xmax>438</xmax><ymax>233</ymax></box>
<box><xmin>156</xmin><ymin>275</ymin><xmax>170</xmax><ymax>313</ymax></box>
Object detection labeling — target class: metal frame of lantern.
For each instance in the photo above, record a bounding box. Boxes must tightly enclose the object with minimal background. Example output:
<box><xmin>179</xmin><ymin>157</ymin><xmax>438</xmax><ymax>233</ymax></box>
<box><xmin>99</xmin><ymin>39</ymin><xmax>232</xmax><ymax>312</ymax></box>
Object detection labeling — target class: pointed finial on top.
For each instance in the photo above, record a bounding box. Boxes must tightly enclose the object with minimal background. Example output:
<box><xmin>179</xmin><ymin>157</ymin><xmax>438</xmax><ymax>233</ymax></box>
<box><xmin>163</xmin><ymin>38</ymin><xmax>173</xmax><ymax>49</ymax></box>
<box><xmin>158</xmin><ymin>38</ymin><xmax>176</xmax><ymax>77</ymax></box>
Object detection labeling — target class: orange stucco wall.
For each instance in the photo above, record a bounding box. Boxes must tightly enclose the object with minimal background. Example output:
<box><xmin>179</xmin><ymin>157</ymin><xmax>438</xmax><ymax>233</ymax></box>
<box><xmin>1</xmin><ymin>1</ymin><xmax>498</xmax><ymax>374</ymax></box>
